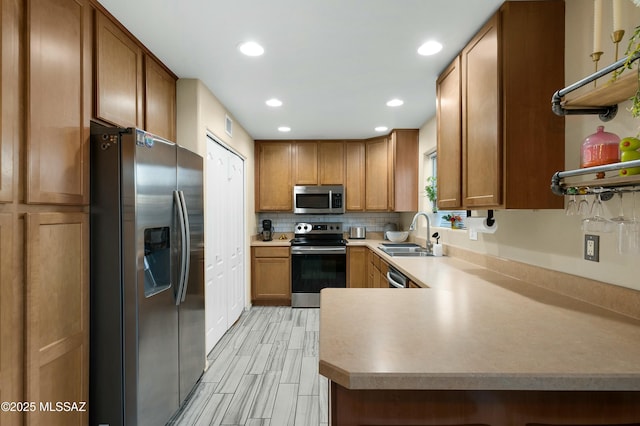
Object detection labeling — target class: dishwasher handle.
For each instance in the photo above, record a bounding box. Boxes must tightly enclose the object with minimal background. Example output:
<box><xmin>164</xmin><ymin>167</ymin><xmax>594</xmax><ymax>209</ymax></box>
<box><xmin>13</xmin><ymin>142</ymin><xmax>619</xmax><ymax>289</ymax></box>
<box><xmin>387</xmin><ymin>270</ymin><xmax>406</xmax><ymax>289</ymax></box>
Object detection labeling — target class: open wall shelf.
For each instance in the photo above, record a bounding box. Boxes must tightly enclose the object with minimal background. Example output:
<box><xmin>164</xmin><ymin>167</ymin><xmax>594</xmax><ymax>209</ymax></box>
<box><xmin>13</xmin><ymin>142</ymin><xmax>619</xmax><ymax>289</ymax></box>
<box><xmin>551</xmin><ymin>160</ymin><xmax>640</xmax><ymax>196</ymax></box>
<box><xmin>551</xmin><ymin>53</ymin><xmax>640</xmax><ymax>195</ymax></box>
<box><xmin>552</xmin><ymin>52</ymin><xmax>640</xmax><ymax>122</ymax></box>
<box><xmin>562</xmin><ymin>71</ymin><xmax>637</xmax><ymax>109</ymax></box>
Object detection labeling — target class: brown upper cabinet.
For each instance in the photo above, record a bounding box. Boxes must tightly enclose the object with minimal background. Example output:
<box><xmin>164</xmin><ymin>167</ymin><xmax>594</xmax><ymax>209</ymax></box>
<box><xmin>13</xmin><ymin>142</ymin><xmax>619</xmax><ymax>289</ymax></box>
<box><xmin>255</xmin><ymin>141</ymin><xmax>293</xmax><ymax>211</ymax></box>
<box><xmin>94</xmin><ymin>8</ymin><xmax>177</xmax><ymax>141</ymax></box>
<box><xmin>256</xmin><ymin>131</ymin><xmax>417</xmax><ymax>212</ymax></box>
<box><xmin>145</xmin><ymin>55</ymin><xmax>177</xmax><ymax>141</ymax></box>
<box><xmin>319</xmin><ymin>141</ymin><xmax>345</xmax><ymax>185</ymax></box>
<box><xmin>365</xmin><ymin>130</ymin><xmax>418</xmax><ymax>212</ymax></box>
<box><xmin>95</xmin><ymin>11</ymin><xmax>143</xmax><ymax>129</ymax></box>
<box><xmin>365</xmin><ymin>136</ymin><xmax>389</xmax><ymax>211</ymax></box>
<box><xmin>388</xmin><ymin>129</ymin><xmax>419</xmax><ymax>212</ymax></box>
<box><xmin>27</xmin><ymin>0</ymin><xmax>92</xmax><ymax>205</ymax></box>
<box><xmin>294</xmin><ymin>142</ymin><xmax>318</xmax><ymax>185</ymax></box>
<box><xmin>1</xmin><ymin>0</ymin><xmax>19</xmax><ymax>204</ymax></box>
<box><xmin>345</xmin><ymin>141</ymin><xmax>365</xmax><ymax>211</ymax></box>
<box><xmin>437</xmin><ymin>1</ymin><xmax>565</xmax><ymax>210</ymax></box>
<box><xmin>436</xmin><ymin>57</ymin><xmax>462</xmax><ymax>209</ymax></box>
<box><xmin>293</xmin><ymin>141</ymin><xmax>346</xmax><ymax>186</ymax></box>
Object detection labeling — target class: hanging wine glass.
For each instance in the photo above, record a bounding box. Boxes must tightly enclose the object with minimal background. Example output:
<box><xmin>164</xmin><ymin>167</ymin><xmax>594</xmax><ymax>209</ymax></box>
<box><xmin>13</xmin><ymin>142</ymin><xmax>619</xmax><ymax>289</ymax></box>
<box><xmin>577</xmin><ymin>190</ymin><xmax>590</xmax><ymax>217</ymax></box>
<box><xmin>609</xmin><ymin>192</ymin><xmax>627</xmax><ymax>223</ymax></box>
<box><xmin>565</xmin><ymin>194</ymin><xmax>578</xmax><ymax>216</ymax></box>
<box><xmin>582</xmin><ymin>193</ymin><xmax>613</xmax><ymax>233</ymax></box>
<box><xmin>618</xmin><ymin>191</ymin><xmax>640</xmax><ymax>255</ymax></box>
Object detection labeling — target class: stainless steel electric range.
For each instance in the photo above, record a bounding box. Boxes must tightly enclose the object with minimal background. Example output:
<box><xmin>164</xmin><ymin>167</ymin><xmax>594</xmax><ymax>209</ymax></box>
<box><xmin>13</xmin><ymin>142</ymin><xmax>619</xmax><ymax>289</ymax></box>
<box><xmin>290</xmin><ymin>222</ymin><xmax>347</xmax><ymax>308</ymax></box>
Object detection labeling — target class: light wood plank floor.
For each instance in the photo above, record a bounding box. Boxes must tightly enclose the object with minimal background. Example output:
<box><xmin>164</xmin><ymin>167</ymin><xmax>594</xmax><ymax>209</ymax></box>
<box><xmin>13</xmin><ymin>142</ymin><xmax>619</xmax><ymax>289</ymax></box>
<box><xmin>169</xmin><ymin>306</ymin><xmax>328</xmax><ymax>426</ymax></box>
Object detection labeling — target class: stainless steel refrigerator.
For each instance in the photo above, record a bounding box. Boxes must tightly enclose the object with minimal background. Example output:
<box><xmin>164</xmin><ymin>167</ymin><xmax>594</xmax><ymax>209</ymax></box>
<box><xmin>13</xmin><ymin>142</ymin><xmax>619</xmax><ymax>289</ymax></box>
<box><xmin>90</xmin><ymin>126</ymin><xmax>204</xmax><ymax>426</ymax></box>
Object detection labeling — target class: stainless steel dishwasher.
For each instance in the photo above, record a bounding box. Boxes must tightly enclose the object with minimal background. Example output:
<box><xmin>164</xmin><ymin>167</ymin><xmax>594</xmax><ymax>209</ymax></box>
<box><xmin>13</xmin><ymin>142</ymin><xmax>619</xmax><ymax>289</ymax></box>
<box><xmin>387</xmin><ymin>266</ymin><xmax>408</xmax><ymax>288</ymax></box>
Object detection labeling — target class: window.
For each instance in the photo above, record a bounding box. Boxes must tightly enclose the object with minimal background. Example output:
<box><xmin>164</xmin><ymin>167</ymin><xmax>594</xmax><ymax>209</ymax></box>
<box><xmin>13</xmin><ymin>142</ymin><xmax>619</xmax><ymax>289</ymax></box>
<box><xmin>424</xmin><ymin>151</ymin><xmax>467</xmax><ymax>228</ymax></box>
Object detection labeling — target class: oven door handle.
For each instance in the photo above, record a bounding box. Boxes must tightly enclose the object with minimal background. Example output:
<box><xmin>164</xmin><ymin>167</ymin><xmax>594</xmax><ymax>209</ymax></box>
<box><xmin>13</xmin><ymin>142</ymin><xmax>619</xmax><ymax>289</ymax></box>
<box><xmin>387</xmin><ymin>271</ymin><xmax>406</xmax><ymax>288</ymax></box>
<box><xmin>291</xmin><ymin>246</ymin><xmax>346</xmax><ymax>255</ymax></box>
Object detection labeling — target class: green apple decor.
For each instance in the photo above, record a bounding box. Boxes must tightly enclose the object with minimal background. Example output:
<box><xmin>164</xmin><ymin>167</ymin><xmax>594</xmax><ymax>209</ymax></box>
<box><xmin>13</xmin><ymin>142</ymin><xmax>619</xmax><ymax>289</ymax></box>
<box><xmin>619</xmin><ymin>137</ymin><xmax>640</xmax><ymax>176</ymax></box>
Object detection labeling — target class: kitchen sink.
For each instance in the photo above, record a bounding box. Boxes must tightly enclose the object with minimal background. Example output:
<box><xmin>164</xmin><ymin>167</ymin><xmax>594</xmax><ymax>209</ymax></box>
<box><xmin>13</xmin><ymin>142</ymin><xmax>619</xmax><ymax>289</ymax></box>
<box><xmin>378</xmin><ymin>243</ymin><xmax>433</xmax><ymax>257</ymax></box>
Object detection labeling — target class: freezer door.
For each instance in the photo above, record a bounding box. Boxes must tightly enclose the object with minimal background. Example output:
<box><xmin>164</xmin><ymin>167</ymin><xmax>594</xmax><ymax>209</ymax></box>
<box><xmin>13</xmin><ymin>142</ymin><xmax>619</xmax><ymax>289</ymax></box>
<box><xmin>176</xmin><ymin>146</ymin><xmax>205</xmax><ymax>403</ymax></box>
<box><xmin>129</xmin><ymin>130</ymin><xmax>180</xmax><ymax>426</ymax></box>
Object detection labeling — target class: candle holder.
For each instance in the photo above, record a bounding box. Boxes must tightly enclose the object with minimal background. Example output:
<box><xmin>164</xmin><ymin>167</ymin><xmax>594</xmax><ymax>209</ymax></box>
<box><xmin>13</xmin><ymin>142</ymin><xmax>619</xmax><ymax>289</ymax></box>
<box><xmin>590</xmin><ymin>51</ymin><xmax>604</xmax><ymax>86</ymax></box>
<box><xmin>611</xmin><ymin>29</ymin><xmax>625</xmax><ymax>62</ymax></box>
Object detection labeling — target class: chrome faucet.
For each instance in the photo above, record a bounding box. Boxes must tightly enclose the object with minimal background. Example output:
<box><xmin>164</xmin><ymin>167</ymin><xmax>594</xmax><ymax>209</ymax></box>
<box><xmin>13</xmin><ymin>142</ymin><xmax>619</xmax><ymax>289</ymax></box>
<box><xmin>409</xmin><ymin>212</ymin><xmax>432</xmax><ymax>254</ymax></box>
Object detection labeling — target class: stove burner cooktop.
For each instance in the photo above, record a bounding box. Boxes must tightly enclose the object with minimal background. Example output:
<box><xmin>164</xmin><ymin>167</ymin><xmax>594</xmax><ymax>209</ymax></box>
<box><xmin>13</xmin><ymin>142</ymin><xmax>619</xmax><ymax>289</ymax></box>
<box><xmin>290</xmin><ymin>237</ymin><xmax>347</xmax><ymax>246</ymax></box>
<box><xmin>291</xmin><ymin>222</ymin><xmax>346</xmax><ymax>246</ymax></box>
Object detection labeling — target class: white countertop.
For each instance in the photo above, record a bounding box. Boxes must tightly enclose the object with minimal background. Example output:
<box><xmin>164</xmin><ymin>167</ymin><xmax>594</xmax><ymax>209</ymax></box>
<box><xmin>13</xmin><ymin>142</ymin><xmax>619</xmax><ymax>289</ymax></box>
<box><xmin>318</xmin><ymin>253</ymin><xmax>640</xmax><ymax>391</ymax></box>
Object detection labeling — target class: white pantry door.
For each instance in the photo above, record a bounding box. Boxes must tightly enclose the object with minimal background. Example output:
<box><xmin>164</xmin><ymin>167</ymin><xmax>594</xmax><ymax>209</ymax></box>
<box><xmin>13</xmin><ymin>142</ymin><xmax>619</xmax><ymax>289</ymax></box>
<box><xmin>205</xmin><ymin>136</ymin><xmax>245</xmax><ymax>354</ymax></box>
<box><xmin>226</xmin><ymin>152</ymin><xmax>244</xmax><ymax>324</ymax></box>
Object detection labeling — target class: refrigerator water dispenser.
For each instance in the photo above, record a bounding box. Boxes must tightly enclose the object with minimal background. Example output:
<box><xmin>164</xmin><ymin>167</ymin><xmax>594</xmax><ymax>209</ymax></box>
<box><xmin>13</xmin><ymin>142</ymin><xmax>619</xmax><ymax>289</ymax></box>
<box><xmin>144</xmin><ymin>227</ymin><xmax>171</xmax><ymax>297</ymax></box>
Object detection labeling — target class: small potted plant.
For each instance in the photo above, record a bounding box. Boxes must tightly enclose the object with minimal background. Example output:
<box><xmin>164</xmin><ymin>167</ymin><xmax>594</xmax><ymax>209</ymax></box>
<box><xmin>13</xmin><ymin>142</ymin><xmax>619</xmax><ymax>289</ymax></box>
<box><xmin>612</xmin><ymin>21</ymin><xmax>640</xmax><ymax>118</ymax></box>
<box><xmin>442</xmin><ymin>214</ymin><xmax>463</xmax><ymax>229</ymax></box>
<box><xmin>425</xmin><ymin>176</ymin><xmax>437</xmax><ymax>212</ymax></box>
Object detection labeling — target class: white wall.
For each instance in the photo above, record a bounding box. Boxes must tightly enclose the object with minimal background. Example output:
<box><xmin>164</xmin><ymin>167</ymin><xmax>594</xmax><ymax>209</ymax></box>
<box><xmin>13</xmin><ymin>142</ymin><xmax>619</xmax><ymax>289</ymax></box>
<box><xmin>176</xmin><ymin>79</ymin><xmax>256</xmax><ymax>307</ymax></box>
<box><xmin>407</xmin><ymin>0</ymin><xmax>640</xmax><ymax>291</ymax></box>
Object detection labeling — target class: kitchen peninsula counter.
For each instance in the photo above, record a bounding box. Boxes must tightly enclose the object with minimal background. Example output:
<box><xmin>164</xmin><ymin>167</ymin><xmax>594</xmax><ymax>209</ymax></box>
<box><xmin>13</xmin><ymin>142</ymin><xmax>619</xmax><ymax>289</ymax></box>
<box><xmin>319</xmin><ymin>255</ymin><xmax>640</xmax><ymax>424</ymax></box>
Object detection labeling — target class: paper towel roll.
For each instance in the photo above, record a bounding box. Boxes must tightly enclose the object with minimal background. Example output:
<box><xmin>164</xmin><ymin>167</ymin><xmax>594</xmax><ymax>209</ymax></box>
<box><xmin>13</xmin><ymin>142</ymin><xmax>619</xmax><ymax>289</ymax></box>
<box><xmin>465</xmin><ymin>216</ymin><xmax>498</xmax><ymax>234</ymax></box>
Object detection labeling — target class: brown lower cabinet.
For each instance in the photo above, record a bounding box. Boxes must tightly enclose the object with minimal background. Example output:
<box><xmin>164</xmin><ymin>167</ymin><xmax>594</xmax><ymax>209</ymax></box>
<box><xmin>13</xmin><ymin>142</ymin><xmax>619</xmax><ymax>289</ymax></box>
<box><xmin>365</xmin><ymin>248</ymin><xmax>389</xmax><ymax>288</ymax></box>
<box><xmin>25</xmin><ymin>213</ymin><xmax>89</xmax><ymax>426</ymax></box>
<box><xmin>330</xmin><ymin>381</ymin><xmax>640</xmax><ymax>426</ymax></box>
<box><xmin>347</xmin><ymin>246</ymin><xmax>367</xmax><ymax>288</ymax></box>
<box><xmin>408</xmin><ymin>280</ymin><xmax>421</xmax><ymax>288</ymax></box>
<box><xmin>251</xmin><ymin>246</ymin><xmax>291</xmax><ymax>305</ymax></box>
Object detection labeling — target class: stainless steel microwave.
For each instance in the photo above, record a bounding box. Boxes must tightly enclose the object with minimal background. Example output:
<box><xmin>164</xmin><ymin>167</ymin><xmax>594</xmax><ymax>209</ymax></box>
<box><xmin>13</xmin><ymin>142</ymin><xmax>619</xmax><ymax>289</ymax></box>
<box><xmin>293</xmin><ymin>185</ymin><xmax>344</xmax><ymax>214</ymax></box>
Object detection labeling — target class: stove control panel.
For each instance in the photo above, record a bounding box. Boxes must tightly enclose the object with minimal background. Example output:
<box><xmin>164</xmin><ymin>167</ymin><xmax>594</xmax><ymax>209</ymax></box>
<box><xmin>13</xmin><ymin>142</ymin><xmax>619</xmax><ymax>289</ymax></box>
<box><xmin>294</xmin><ymin>222</ymin><xmax>343</xmax><ymax>234</ymax></box>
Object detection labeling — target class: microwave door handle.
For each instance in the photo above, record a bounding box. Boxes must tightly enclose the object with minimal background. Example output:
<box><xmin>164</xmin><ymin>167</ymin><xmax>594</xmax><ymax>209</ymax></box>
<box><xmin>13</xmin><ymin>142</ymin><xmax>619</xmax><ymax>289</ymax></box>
<box><xmin>329</xmin><ymin>190</ymin><xmax>332</xmax><ymax>210</ymax></box>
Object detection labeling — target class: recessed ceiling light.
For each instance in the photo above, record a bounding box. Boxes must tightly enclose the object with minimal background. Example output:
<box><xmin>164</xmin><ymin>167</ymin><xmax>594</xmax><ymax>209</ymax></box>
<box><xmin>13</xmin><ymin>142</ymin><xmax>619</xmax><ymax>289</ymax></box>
<box><xmin>375</xmin><ymin>126</ymin><xmax>388</xmax><ymax>132</ymax></box>
<box><xmin>238</xmin><ymin>41</ymin><xmax>264</xmax><ymax>56</ymax></box>
<box><xmin>278</xmin><ymin>126</ymin><xmax>291</xmax><ymax>132</ymax></box>
<box><xmin>417</xmin><ymin>40</ymin><xmax>443</xmax><ymax>56</ymax></box>
<box><xmin>266</xmin><ymin>98</ymin><xmax>283</xmax><ymax>107</ymax></box>
<box><xmin>386</xmin><ymin>99</ymin><xmax>404</xmax><ymax>107</ymax></box>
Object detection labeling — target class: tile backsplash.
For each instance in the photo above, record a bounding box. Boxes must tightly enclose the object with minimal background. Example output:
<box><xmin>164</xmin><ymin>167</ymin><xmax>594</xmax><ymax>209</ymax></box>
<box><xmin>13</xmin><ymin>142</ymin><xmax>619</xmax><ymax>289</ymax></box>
<box><xmin>257</xmin><ymin>212</ymin><xmax>401</xmax><ymax>234</ymax></box>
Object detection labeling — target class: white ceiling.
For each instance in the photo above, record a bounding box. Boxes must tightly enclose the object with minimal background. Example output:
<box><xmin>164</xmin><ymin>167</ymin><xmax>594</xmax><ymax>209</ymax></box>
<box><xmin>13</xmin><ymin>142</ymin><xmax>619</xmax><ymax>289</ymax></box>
<box><xmin>98</xmin><ymin>0</ymin><xmax>504</xmax><ymax>140</ymax></box>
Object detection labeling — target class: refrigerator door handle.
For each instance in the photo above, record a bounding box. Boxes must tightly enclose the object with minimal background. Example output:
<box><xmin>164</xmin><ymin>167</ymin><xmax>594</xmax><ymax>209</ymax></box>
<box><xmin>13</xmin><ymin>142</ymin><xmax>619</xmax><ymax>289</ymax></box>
<box><xmin>178</xmin><ymin>190</ymin><xmax>191</xmax><ymax>302</ymax></box>
<box><xmin>174</xmin><ymin>190</ymin><xmax>188</xmax><ymax>306</ymax></box>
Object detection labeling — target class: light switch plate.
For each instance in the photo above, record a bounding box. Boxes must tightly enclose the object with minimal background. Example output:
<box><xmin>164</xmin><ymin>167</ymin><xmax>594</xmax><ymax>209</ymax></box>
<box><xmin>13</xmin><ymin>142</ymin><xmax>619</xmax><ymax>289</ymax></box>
<box><xmin>584</xmin><ymin>234</ymin><xmax>599</xmax><ymax>262</ymax></box>
<box><xmin>468</xmin><ymin>228</ymin><xmax>478</xmax><ymax>240</ymax></box>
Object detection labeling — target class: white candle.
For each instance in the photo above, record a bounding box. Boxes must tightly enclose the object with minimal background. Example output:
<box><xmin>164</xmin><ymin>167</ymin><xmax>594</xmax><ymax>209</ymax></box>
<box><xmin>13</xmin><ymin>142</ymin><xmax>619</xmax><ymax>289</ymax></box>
<box><xmin>594</xmin><ymin>0</ymin><xmax>603</xmax><ymax>53</ymax></box>
<box><xmin>613</xmin><ymin>0</ymin><xmax>623</xmax><ymax>31</ymax></box>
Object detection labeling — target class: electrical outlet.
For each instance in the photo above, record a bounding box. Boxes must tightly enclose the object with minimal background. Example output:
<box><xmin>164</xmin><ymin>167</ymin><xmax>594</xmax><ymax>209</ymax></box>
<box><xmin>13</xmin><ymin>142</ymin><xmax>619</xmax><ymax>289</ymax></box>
<box><xmin>584</xmin><ymin>234</ymin><xmax>599</xmax><ymax>262</ymax></box>
<box><xmin>468</xmin><ymin>229</ymin><xmax>478</xmax><ymax>241</ymax></box>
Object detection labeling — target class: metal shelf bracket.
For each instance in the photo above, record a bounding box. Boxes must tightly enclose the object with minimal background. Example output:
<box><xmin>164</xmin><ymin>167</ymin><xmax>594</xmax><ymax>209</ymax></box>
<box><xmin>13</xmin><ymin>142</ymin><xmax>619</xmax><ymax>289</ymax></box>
<box><xmin>550</xmin><ymin>159</ymin><xmax>640</xmax><ymax>196</ymax></box>
<box><xmin>551</xmin><ymin>52</ymin><xmax>640</xmax><ymax>121</ymax></box>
